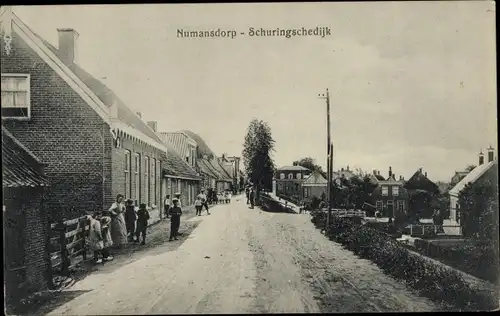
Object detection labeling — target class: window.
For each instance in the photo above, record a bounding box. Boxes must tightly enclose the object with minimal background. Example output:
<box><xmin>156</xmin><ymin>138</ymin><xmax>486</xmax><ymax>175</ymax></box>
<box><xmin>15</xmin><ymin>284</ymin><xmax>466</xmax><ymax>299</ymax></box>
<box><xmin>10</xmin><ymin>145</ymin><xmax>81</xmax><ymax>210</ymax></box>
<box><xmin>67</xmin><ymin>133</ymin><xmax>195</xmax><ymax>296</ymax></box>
<box><xmin>288</xmin><ymin>173</ymin><xmax>293</xmax><ymax>179</ymax></box>
<box><xmin>376</xmin><ymin>201</ymin><xmax>383</xmax><ymax>210</ymax></box>
<box><xmin>304</xmin><ymin>187</ymin><xmax>309</xmax><ymax>198</ymax></box>
<box><xmin>1</xmin><ymin>74</ymin><xmax>30</xmax><ymax>119</ymax></box>
<box><xmin>280</xmin><ymin>173</ymin><xmax>285</xmax><ymax>179</ymax></box>
<box><xmin>134</xmin><ymin>154</ymin><xmax>141</xmax><ymax>204</ymax></box>
<box><xmin>392</xmin><ymin>186</ymin><xmax>399</xmax><ymax>196</ymax></box>
<box><xmin>177</xmin><ymin>179</ymin><xmax>182</xmax><ymax>193</ymax></box>
<box><xmin>151</xmin><ymin>158</ymin><xmax>156</xmax><ymax>205</ymax></box>
<box><xmin>144</xmin><ymin>156</ymin><xmax>150</xmax><ymax>206</ymax></box>
<box><xmin>297</xmin><ymin>173</ymin><xmax>302</xmax><ymax>180</ymax></box>
<box><xmin>397</xmin><ymin>200</ymin><xmax>405</xmax><ymax>212</ymax></box>
<box><xmin>124</xmin><ymin>150</ymin><xmax>131</xmax><ymax>199</ymax></box>
<box><xmin>381</xmin><ymin>186</ymin><xmax>388</xmax><ymax>196</ymax></box>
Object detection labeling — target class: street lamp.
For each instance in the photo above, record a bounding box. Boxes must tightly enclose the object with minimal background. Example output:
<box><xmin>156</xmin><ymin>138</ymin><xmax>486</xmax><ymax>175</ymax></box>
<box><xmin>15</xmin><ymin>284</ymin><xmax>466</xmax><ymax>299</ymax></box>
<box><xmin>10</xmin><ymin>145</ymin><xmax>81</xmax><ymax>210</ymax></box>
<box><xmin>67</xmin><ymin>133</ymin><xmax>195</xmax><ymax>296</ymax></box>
<box><xmin>318</xmin><ymin>89</ymin><xmax>333</xmax><ymax>229</ymax></box>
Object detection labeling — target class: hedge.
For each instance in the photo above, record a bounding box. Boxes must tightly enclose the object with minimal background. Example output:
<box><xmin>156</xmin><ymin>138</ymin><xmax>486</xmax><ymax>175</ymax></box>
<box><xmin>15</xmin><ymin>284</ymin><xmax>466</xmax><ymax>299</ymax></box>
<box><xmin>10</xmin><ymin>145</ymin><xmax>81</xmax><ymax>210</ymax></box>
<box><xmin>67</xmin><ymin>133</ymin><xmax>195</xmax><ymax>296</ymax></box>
<box><xmin>414</xmin><ymin>239</ymin><xmax>499</xmax><ymax>284</ymax></box>
<box><xmin>310</xmin><ymin>212</ymin><xmax>497</xmax><ymax>311</ymax></box>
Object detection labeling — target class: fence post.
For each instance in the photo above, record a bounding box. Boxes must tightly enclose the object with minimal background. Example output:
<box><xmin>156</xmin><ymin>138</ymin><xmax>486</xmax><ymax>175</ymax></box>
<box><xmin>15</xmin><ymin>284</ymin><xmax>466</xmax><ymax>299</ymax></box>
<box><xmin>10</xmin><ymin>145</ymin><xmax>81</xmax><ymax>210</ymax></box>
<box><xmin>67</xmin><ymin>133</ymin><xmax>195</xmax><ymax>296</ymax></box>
<box><xmin>434</xmin><ymin>225</ymin><xmax>437</xmax><ymax>235</ymax></box>
<box><xmin>422</xmin><ymin>225</ymin><xmax>425</xmax><ymax>236</ymax></box>
<box><xmin>410</xmin><ymin>225</ymin><xmax>413</xmax><ymax>236</ymax></box>
<box><xmin>55</xmin><ymin>219</ymin><xmax>69</xmax><ymax>276</ymax></box>
<box><xmin>80</xmin><ymin>217</ymin><xmax>87</xmax><ymax>261</ymax></box>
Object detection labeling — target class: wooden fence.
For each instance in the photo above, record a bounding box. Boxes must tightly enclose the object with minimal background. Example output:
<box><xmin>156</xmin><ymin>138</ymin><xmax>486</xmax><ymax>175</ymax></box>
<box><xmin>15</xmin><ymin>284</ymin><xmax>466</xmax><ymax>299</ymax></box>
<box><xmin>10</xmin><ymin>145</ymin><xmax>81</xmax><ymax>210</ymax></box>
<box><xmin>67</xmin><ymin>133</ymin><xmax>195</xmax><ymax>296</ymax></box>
<box><xmin>320</xmin><ymin>208</ymin><xmax>367</xmax><ymax>218</ymax></box>
<box><xmin>405</xmin><ymin>224</ymin><xmax>463</xmax><ymax>237</ymax></box>
<box><xmin>49</xmin><ymin>216</ymin><xmax>90</xmax><ymax>276</ymax></box>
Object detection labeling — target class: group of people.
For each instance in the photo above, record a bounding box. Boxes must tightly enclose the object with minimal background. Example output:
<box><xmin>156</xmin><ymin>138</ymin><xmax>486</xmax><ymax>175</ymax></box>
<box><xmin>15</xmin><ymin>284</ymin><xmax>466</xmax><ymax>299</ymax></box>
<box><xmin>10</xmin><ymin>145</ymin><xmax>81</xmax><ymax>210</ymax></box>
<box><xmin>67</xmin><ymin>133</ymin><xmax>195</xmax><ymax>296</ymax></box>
<box><xmin>213</xmin><ymin>190</ymin><xmax>232</xmax><ymax>204</ymax></box>
<box><xmin>88</xmin><ymin>188</ymin><xmax>234</xmax><ymax>264</ymax></box>
<box><xmin>88</xmin><ymin>194</ymin><xmax>151</xmax><ymax>264</ymax></box>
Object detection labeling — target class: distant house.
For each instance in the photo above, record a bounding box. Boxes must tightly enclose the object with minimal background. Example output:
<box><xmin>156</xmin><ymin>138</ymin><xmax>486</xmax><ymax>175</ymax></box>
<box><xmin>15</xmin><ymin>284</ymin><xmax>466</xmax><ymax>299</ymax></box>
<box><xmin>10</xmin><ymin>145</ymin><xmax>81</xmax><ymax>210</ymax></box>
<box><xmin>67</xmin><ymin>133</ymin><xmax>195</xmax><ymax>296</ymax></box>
<box><xmin>161</xmin><ymin>141</ymin><xmax>201</xmax><ymax>207</ymax></box>
<box><xmin>275</xmin><ymin>165</ymin><xmax>312</xmax><ymax>202</ymax></box>
<box><xmin>449</xmin><ymin>147</ymin><xmax>498</xmax><ymax>225</ymax></box>
<box><xmin>301</xmin><ymin>170</ymin><xmax>328</xmax><ymax>202</ymax></box>
<box><xmin>403</xmin><ymin>167</ymin><xmax>440</xmax><ymax>216</ymax></box>
<box><xmin>332</xmin><ymin>166</ymin><xmax>355</xmax><ymax>186</ymax></box>
<box><xmin>219</xmin><ymin>154</ymin><xmax>242</xmax><ymax>193</ymax></box>
<box><xmin>179</xmin><ymin>130</ymin><xmax>232</xmax><ymax>192</ymax></box>
<box><xmin>1</xmin><ymin>12</ymin><xmax>168</xmax><ymax>221</ymax></box>
<box><xmin>370</xmin><ymin>167</ymin><xmax>409</xmax><ymax>217</ymax></box>
<box><xmin>2</xmin><ymin>127</ymin><xmax>52</xmax><ymax>310</ymax></box>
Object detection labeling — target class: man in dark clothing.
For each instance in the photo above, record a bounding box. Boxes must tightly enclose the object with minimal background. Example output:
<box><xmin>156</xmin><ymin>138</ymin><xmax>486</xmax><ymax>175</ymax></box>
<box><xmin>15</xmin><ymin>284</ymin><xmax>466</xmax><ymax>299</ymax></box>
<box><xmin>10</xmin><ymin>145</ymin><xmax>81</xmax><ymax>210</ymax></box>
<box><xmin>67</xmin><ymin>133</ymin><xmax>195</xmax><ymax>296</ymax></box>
<box><xmin>169</xmin><ymin>198</ymin><xmax>182</xmax><ymax>241</ymax></box>
<box><xmin>124</xmin><ymin>199</ymin><xmax>137</xmax><ymax>242</ymax></box>
<box><xmin>136</xmin><ymin>203</ymin><xmax>150</xmax><ymax>245</ymax></box>
<box><xmin>246</xmin><ymin>187</ymin><xmax>250</xmax><ymax>204</ymax></box>
<box><xmin>249</xmin><ymin>188</ymin><xmax>255</xmax><ymax>209</ymax></box>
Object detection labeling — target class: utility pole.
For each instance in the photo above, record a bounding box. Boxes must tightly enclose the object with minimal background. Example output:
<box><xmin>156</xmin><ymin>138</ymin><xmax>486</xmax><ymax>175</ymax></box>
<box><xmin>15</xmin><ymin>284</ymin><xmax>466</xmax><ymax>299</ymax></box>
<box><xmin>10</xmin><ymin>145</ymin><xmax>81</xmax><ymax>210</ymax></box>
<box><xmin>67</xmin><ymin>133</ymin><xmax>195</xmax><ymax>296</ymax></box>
<box><xmin>318</xmin><ymin>89</ymin><xmax>333</xmax><ymax>228</ymax></box>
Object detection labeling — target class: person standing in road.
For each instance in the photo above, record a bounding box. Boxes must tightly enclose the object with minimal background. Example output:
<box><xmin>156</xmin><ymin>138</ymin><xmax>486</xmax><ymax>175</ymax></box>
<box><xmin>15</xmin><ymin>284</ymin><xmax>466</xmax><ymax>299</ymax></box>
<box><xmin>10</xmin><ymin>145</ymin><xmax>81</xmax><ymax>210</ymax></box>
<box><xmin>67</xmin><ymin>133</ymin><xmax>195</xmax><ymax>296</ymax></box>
<box><xmin>124</xmin><ymin>199</ymin><xmax>137</xmax><ymax>242</ymax></box>
<box><xmin>195</xmin><ymin>196</ymin><xmax>203</xmax><ymax>216</ymax></box>
<box><xmin>108</xmin><ymin>194</ymin><xmax>128</xmax><ymax>248</ymax></box>
<box><xmin>197</xmin><ymin>189</ymin><xmax>210</xmax><ymax>215</ymax></box>
<box><xmin>249</xmin><ymin>187</ymin><xmax>255</xmax><ymax>209</ymax></box>
<box><xmin>169</xmin><ymin>198</ymin><xmax>182</xmax><ymax>241</ymax></box>
<box><xmin>164</xmin><ymin>194</ymin><xmax>171</xmax><ymax>219</ymax></box>
<box><xmin>246</xmin><ymin>186</ymin><xmax>250</xmax><ymax>204</ymax></box>
<box><xmin>136</xmin><ymin>203</ymin><xmax>150</xmax><ymax>245</ymax></box>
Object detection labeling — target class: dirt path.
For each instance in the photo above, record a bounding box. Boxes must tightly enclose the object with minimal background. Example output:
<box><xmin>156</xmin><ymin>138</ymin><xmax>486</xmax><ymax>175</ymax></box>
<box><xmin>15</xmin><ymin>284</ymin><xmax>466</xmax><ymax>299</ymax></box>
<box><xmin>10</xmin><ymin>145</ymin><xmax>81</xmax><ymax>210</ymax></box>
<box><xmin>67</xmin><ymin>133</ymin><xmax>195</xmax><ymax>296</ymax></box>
<box><xmin>39</xmin><ymin>197</ymin><xmax>441</xmax><ymax>314</ymax></box>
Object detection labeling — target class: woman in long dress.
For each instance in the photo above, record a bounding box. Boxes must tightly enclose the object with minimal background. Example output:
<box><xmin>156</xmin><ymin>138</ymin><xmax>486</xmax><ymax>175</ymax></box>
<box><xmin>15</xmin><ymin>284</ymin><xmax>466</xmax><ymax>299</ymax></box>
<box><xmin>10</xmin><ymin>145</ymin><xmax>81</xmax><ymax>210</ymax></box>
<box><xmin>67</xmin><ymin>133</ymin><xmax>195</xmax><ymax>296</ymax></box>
<box><xmin>108</xmin><ymin>194</ymin><xmax>128</xmax><ymax>248</ymax></box>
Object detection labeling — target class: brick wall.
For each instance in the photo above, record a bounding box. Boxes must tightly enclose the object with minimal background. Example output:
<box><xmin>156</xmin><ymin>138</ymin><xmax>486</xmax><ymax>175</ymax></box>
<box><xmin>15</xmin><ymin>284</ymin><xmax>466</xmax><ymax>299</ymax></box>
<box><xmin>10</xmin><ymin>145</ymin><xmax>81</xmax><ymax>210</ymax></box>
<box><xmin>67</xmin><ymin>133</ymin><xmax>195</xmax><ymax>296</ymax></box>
<box><xmin>3</xmin><ymin>187</ymin><xmax>51</xmax><ymax>306</ymax></box>
<box><xmin>1</xmin><ymin>31</ymin><xmax>107</xmax><ymax>221</ymax></box>
<box><xmin>111</xmin><ymin>135</ymin><xmax>163</xmax><ymax>208</ymax></box>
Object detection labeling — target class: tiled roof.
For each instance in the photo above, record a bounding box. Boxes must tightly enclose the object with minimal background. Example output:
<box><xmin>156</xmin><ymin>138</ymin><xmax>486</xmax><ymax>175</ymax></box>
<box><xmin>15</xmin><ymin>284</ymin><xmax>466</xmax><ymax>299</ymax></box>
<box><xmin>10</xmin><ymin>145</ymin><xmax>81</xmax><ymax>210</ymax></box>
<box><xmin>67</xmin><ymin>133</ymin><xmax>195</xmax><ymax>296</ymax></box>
<box><xmin>449</xmin><ymin>160</ymin><xmax>497</xmax><ymax>196</ymax></box>
<box><xmin>182</xmin><ymin>130</ymin><xmax>216</xmax><ymax>159</ymax></box>
<box><xmin>302</xmin><ymin>171</ymin><xmax>327</xmax><ymax>186</ymax></box>
<box><xmin>197</xmin><ymin>158</ymin><xmax>219</xmax><ymax>179</ymax></box>
<box><xmin>2</xmin><ymin>127</ymin><xmax>49</xmax><ymax>188</ymax></box>
<box><xmin>404</xmin><ymin>169</ymin><xmax>440</xmax><ymax>194</ymax></box>
<box><xmin>209</xmin><ymin>159</ymin><xmax>232</xmax><ymax>181</ymax></box>
<box><xmin>161</xmin><ymin>142</ymin><xmax>200</xmax><ymax>181</ymax></box>
<box><xmin>278</xmin><ymin>165</ymin><xmax>310</xmax><ymax>171</ymax></box>
<box><xmin>33</xmin><ymin>33</ymin><xmax>163</xmax><ymax>146</ymax></box>
<box><xmin>161</xmin><ymin>132</ymin><xmax>190</xmax><ymax>159</ymax></box>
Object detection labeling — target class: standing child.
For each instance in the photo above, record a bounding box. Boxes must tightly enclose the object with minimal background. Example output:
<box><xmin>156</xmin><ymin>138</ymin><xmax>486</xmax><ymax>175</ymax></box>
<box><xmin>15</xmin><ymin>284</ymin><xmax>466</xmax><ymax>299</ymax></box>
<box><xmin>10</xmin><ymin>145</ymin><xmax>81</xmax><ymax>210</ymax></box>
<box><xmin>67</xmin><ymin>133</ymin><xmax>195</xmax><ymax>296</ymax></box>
<box><xmin>164</xmin><ymin>195</ymin><xmax>171</xmax><ymax>218</ymax></box>
<box><xmin>136</xmin><ymin>203</ymin><xmax>150</xmax><ymax>245</ymax></box>
<box><xmin>195</xmin><ymin>196</ymin><xmax>203</xmax><ymax>216</ymax></box>
<box><xmin>169</xmin><ymin>199</ymin><xmax>182</xmax><ymax>241</ymax></box>
<box><xmin>124</xmin><ymin>199</ymin><xmax>137</xmax><ymax>242</ymax></box>
<box><xmin>88</xmin><ymin>212</ymin><xmax>104</xmax><ymax>264</ymax></box>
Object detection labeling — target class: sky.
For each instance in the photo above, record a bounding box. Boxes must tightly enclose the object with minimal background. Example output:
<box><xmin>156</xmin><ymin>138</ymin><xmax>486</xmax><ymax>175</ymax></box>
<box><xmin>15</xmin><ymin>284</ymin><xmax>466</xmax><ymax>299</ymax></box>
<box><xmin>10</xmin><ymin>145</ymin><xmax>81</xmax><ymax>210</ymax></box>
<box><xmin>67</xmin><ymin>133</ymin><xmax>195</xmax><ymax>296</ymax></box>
<box><xmin>11</xmin><ymin>2</ymin><xmax>497</xmax><ymax>182</ymax></box>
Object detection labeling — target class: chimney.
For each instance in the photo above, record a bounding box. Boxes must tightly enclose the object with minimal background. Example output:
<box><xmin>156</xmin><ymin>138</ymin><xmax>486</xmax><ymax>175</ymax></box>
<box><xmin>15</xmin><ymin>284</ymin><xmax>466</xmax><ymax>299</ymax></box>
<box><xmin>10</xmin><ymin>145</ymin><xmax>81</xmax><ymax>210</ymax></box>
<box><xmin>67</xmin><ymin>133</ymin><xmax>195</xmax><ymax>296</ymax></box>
<box><xmin>341</xmin><ymin>167</ymin><xmax>344</xmax><ymax>172</ymax></box>
<box><xmin>388</xmin><ymin>166</ymin><xmax>392</xmax><ymax>178</ymax></box>
<box><xmin>57</xmin><ymin>28</ymin><xmax>79</xmax><ymax>64</ymax></box>
<box><xmin>419</xmin><ymin>167</ymin><xmax>423</xmax><ymax>173</ymax></box>
<box><xmin>373</xmin><ymin>170</ymin><xmax>377</xmax><ymax>176</ymax></box>
<box><xmin>479</xmin><ymin>150</ymin><xmax>485</xmax><ymax>165</ymax></box>
<box><xmin>377</xmin><ymin>170</ymin><xmax>381</xmax><ymax>176</ymax></box>
<box><xmin>136</xmin><ymin>112</ymin><xmax>142</xmax><ymax>119</ymax></box>
<box><xmin>425</xmin><ymin>172</ymin><xmax>428</xmax><ymax>177</ymax></box>
<box><xmin>487</xmin><ymin>145</ymin><xmax>495</xmax><ymax>163</ymax></box>
<box><xmin>399</xmin><ymin>175</ymin><xmax>403</xmax><ymax>181</ymax></box>
<box><xmin>147</xmin><ymin>121</ymin><xmax>158</xmax><ymax>132</ymax></box>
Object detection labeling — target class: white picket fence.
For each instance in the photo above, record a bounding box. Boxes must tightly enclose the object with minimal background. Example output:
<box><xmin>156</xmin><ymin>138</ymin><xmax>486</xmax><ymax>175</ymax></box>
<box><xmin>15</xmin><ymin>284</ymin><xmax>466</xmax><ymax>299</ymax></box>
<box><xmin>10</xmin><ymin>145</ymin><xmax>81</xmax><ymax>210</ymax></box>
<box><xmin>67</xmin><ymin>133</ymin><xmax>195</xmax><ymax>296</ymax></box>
<box><xmin>321</xmin><ymin>208</ymin><xmax>366</xmax><ymax>218</ymax></box>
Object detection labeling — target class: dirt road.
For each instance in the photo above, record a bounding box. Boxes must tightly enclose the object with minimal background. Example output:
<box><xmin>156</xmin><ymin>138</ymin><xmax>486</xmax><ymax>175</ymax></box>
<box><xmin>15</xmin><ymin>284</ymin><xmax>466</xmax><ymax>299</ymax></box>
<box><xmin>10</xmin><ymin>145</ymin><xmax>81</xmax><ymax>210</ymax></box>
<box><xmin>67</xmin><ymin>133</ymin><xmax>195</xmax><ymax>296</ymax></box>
<box><xmin>43</xmin><ymin>196</ymin><xmax>442</xmax><ymax>314</ymax></box>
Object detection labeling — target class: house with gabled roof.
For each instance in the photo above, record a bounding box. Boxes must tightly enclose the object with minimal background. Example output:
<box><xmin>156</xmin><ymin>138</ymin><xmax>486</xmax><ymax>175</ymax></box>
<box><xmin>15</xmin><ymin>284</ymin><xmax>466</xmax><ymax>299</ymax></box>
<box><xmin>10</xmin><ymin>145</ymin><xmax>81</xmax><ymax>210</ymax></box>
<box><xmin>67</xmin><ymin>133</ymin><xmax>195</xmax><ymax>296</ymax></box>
<box><xmin>2</xmin><ymin>126</ymin><xmax>52</xmax><ymax>310</ymax></box>
<box><xmin>448</xmin><ymin>147</ymin><xmax>498</xmax><ymax>225</ymax></box>
<box><xmin>1</xmin><ymin>9</ymin><xmax>169</xmax><ymax>220</ymax></box>
<box><xmin>301</xmin><ymin>170</ymin><xmax>328</xmax><ymax>202</ymax></box>
<box><xmin>370</xmin><ymin>166</ymin><xmax>409</xmax><ymax>217</ymax></box>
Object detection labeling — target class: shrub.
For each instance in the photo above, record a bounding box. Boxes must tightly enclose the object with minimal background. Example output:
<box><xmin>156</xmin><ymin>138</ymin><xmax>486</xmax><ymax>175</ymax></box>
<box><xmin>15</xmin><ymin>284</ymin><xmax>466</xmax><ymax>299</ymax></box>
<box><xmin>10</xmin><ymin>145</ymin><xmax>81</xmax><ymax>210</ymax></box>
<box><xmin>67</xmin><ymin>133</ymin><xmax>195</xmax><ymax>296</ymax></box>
<box><xmin>323</xmin><ymin>216</ymin><xmax>497</xmax><ymax>310</ymax></box>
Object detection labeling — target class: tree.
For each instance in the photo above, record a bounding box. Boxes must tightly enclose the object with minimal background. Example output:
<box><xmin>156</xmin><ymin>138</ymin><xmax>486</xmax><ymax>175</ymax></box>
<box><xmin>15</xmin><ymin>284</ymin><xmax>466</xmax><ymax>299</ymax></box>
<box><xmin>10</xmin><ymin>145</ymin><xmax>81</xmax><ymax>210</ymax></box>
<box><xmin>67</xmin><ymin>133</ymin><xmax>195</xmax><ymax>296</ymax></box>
<box><xmin>465</xmin><ymin>165</ymin><xmax>477</xmax><ymax>172</ymax></box>
<box><xmin>458</xmin><ymin>178</ymin><xmax>498</xmax><ymax>241</ymax></box>
<box><xmin>242</xmin><ymin>119</ymin><xmax>276</xmax><ymax>205</ymax></box>
<box><xmin>293</xmin><ymin>157</ymin><xmax>326</xmax><ymax>177</ymax></box>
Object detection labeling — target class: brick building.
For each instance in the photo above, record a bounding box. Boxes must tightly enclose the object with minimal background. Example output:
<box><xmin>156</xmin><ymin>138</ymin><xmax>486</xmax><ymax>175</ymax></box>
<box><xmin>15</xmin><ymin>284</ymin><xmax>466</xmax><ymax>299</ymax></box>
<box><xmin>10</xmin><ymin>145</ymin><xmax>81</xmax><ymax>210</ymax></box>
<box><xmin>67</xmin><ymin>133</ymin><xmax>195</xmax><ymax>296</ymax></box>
<box><xmin>1</xmin><ymin>11</ymin><xmax>168</xmax><ymax>221</ymax></box>
<box><xmin>370</xmin><ymin>166</ymin><xmax>409</xmax><ymax>217</ymax></box>
<box><xmin>2</xmin><ymin>127</ymin><xmax>52</xmax><ymax>311</ymax></box>
<box><xmin>275</xmin><ymin>165</ymin><xmax>312</xmax><ymax>202</ymax></box>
